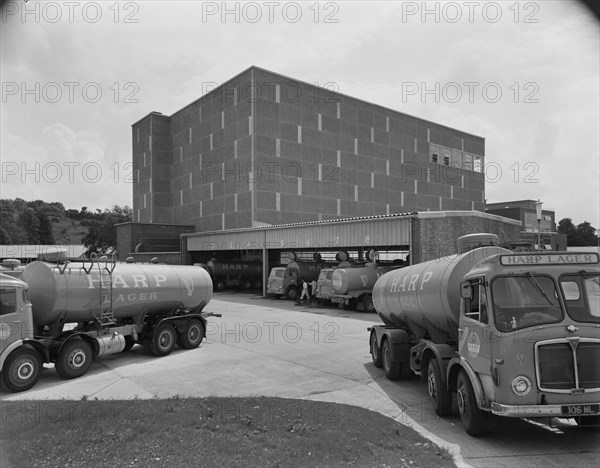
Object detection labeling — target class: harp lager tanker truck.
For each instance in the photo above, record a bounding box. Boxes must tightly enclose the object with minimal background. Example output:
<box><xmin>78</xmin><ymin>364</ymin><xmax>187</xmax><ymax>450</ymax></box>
<box><xmin>0</xmin><ymin>257</ymin><xmax>216</xmax><ymax>392</ymax></box>
<box><xmin>368</xmin><ymin>235</ymin><xmax>600</xmax><ymax>436</ymax></box>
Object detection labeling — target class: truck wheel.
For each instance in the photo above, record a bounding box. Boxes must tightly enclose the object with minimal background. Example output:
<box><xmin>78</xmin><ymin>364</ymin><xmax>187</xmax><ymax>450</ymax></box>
<box><xmin>382</xmin><ymin>338</ymin><xmax>400</xmax><ymax>380</ymax></box>
<box><xmin>427</xmin><ymin>360</ymin><xmax>452</xmax><ymax>416</ymax></box>
<box><xmin>242</xmin><ymin>279</ymin><xmax>252</xmax><ymax>289</ymax></box>
<box><xmin>287</xmin><ymin>287</ymin><xmax>298</xmax><ymax>301</ymax></box>
<box><xmin>123</xmin><ymin>336</ymin><xmax>136</xmax><ymax>352</ymax></box>
<box><xmin>370</xmin><ymin>333</ymin><xmax>383</xmax><ymax>368</ymax></box>
<box><xmin>457</xmin><ymin>371</ymin><xmax>488</xmax><ymax>436</ymax></box>
<box><xmin>215</xmin><ymin>280</ymin><xmax>226</xmax><ymax>291</ymax></box>
<box><xmin>1</xmin><ymin>347</ymin><xmax>42</xmax><ymax>392</ymax></box>
<box><xmin>56</xmin><ymin>339</ymin><xmax>93</xmax><ymax>380</ymax></box>
<box><xmin>150</xmin><ymin>323</ymin><xmax>177</xmax><ymax>357</ymax></box>
<box><xmin>363</xmin><ymin>294</ymin><xmax>375</xmax><ymax>313</ymax></box>
<box><xmin>178</xmin><ymin>319</ymin><xmax>205</xmax><ymax>349</ymax></box>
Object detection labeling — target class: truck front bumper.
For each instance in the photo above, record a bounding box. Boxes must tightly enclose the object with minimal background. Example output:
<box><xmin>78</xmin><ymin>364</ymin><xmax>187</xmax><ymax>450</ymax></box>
<box><xmin>330</xmin><ymin>295</ymin><xmax>351</xmax><ymax>305</ymax></box>
<box><xmin>491</xmin><ymin>402</ymin><xmax>600</xmax><ymax>418</ymax></box>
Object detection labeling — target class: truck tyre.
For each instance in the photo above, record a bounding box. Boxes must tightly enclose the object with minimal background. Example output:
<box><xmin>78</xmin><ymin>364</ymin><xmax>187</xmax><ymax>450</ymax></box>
<box><xmin>382</xmin><ymin>338</ymin><xmax>400</xmax><ymax>380</ymax></box>
<box><xmin>1</xmin><ymin>347</ymin><xmax>42</xmax><ymax>392</ymax></box>
<box><xmin>150</xmin><ymin>323</ymin><xmax>177</xmax><ymax>357</ymax></box>
<box><xmin>215</xmin><ymin>280</ymin><xmax>226</xmax><ymax>291</ymax></box>
<box><xmin>178</xmin><ymin>319</ymin><xmax>205</xmax><ymax>349</ymax></box>
<box><xmin>427</xmin><ymin>360</ymin><xmax>452</xmax><ymax>416</ymax></box>
<box><xmin>287</xmin><ymin>287</ymin><xmax>299</xmax><ymax>301</ymax></box>
<box><xmin>457</xmin><ymin>371</ymin><xmax>488</xmax><ymax>436</ymax></box>
<box><xmin>123</xmin><ymin>336</ymin><xmax>136</xmax><ymax>352</ymax></box>
<box><xmin>363</xmin><ymin>294</ymin><xmax>375</xmax><ymax>313</ymax></box>
<box><xmin>56</xmin><ymin>339</ymin><xmax>93</xmax><ymax>380</ymax></box>
<box><xmin>370</xmin><ymin>333</ymin><xmax>383</xmax><ymax>368</ymax></box>
<box><xmin>242</xmin><ymin>279</ymin><xmax>252</xmax><ymax>289</ymax></box>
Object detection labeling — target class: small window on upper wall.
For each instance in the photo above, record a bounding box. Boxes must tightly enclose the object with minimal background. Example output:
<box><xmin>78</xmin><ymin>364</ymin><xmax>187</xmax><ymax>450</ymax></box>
<box><xmin>430</xmin><ymin>144</ymin><xmax>440</xmax><ymax>164</ymax></box>
<box><xmin>441</xmin><ymin>147</ymin><xmax>451</xmax><ymax>166</ymax></box>
<box><xmin>463</xmin><ymin>153</ymin><xmax>473</xmax><ymax>171</ymax></box>
<box><xmin>473</xmin><ymin>156</ymin><xmax>483</xmax><ymax>173</ymax></box>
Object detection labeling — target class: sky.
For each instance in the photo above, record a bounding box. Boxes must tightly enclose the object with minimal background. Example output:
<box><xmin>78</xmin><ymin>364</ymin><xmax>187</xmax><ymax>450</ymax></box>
<box><xmin>1</xmin><ymin>0</ymin><xmax>598</xmax><ymax>228</ymax></box>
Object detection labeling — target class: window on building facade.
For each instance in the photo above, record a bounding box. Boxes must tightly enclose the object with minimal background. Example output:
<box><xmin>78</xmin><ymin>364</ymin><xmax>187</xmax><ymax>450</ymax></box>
<box><xmin>451</xmin><ymin>149</ymin><xmax>462</xmax><ymax>168</ymax></box>
<box><xmin>430</xmin><ymin>144</ymin><xmax>440</xmax><ymax>164</ymax></box>
<box><xmin>463</xmin><ymin>153</ymin><xmax>473</xmax><ymax>171</ymax></box>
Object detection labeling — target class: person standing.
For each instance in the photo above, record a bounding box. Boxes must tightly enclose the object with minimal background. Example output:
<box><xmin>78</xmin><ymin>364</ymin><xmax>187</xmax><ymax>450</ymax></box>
<box><xmin>299</xmin><ymin>277</ymin><xmax>310</xmax><ymax>302</ymax></box>
<box><xmin>310</xmin><ymin>278</ymin><xmax>317</xmax><ymax>303</ymax></box>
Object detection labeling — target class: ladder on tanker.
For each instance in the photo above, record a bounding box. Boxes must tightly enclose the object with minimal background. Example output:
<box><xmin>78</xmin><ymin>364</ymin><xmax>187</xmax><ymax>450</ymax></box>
<box><xmin>84</xmin><ymin>253</ymin><xmax>116</xmax><ymax>325</ymax></box>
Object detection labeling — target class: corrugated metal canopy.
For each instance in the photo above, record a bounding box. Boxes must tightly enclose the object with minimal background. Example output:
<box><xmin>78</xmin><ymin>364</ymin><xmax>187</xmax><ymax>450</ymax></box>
<box><xmin>185</xmin><ymin>213</ymin><xmax>414</xmax><ymax>251</ymax></box>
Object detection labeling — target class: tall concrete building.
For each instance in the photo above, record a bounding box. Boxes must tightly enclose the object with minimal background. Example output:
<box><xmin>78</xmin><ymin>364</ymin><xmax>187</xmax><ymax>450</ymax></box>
<box><xmin>131</xmin><ymin>66</ymin><xmax>486</xmax><ymax>232</ymax></box>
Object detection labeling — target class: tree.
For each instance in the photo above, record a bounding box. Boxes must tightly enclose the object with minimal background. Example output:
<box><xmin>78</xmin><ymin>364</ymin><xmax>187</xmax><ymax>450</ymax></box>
<box><xmin>557</xmin><ymin>218</ymin><xmax>576</xmax><ymax>237</ymax></box>
<box><xmin>82</xmin><ymin>205</ymin><xmax>133</xmax><ymax>256</ymax></box>
<box><xmin>575</xmin><ymin>221</ymin><xmax>598</xmax><ymax>246</ymax></box>
<box><xmin>557</xmin><ymin>217</ymin><xmax>598</xmax><ymax>246</ymax></box>
<box><xmin>18</xmin><ymin>207</ymin><xmax>41</xmax><ymax>243</ymax></box>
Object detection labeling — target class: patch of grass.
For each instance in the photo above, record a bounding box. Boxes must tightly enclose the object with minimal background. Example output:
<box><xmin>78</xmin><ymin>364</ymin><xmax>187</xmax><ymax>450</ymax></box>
<box><xmin>1</xmin><ymin>397</ymin><xmax>456</xmax><ymax>467</ymax></box>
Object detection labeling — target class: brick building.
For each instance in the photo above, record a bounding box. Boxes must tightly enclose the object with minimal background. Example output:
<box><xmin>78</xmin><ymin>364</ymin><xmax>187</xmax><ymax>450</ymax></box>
<box><xmin>131</xmin><ymin>66</ymin><xmax>486</xmax><ymax>232</ymax></box>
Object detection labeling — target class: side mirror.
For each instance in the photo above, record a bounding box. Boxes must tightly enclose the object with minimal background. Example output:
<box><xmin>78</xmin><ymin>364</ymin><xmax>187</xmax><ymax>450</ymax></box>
<box><xmin>460</xmin><ymin>282</ymin><xmax>473</xmax><ymax>300</ymax></box>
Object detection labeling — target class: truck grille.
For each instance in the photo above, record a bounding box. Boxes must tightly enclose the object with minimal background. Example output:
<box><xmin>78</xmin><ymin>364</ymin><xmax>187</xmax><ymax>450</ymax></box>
<box><xmin>536</xmin><ymin>339</ymin><xmax>600</xmax><ymax>393</ymax></box>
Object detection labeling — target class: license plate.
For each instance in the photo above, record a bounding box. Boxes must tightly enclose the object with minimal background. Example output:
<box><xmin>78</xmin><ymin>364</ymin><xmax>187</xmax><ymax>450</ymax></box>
<box><xmin>561</xmin><ymin>404</ymin><xmax>600</xmax><ymax>416</ymax></box>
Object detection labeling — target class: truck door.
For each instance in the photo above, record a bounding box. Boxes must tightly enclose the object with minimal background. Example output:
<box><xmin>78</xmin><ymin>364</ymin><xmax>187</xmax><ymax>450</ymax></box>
<box><xmin>0</xmin><ymin>287</ymin><xmax>26</xmax><ymax>353</ymax></box>
<box><xmin>459</xmin><ymin>279</ymin><xmax>493</xmax><ymax>378</ymax></box>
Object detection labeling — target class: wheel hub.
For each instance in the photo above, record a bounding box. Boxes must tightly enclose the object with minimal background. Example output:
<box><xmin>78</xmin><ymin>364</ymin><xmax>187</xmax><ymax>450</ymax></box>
<box><xmin>70</xmin><ymin>350</ymin><xmax>86</xmax><ymax>368</ymax></box>
<box><xmin>17</xmin><ymin>362</ymin><xmax>33</xmax><ymax>379</ymax></box>
<box><xmin>427</xmin><ymin>373</ymin><xmax>436</xmax><ymax>398</ymax></box>
<box><xmin>457</xmin><ymin>388</ymin><xmax>466</xmax><ymax>414</ymax></box>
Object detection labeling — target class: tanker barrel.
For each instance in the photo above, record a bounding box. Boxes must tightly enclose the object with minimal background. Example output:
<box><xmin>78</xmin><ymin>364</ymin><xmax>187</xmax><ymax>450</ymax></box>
<box><xmin>331</xmin><ymin>265</ymin><xmax>398</xmax><ymax>295</ymax></box>
<box><xmin>21</xmin><ymin>261</ymin><xmax>213</xmax><ymax>326</ymax></box>
<box><xmin>373</xmin><ymin>246</ymin><xmax>510</xmax><ymax>340</ymax></box>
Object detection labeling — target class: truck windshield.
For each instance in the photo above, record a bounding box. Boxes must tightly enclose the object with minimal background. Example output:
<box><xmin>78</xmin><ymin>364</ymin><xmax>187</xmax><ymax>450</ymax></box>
<box><xmin>270</xmin><ymin>269</ymin><xmax>284</xmax><ymax>279</ymax></box>
<box><xmin>491</xmin><ymin>275</ymin><xmax>563</xmax><ymax>332</ymax></box>
<box><xmin>319</xmin><ymin>270</ymin><xmax>333</xmax><ymax>280</ymax></box>
<box><xmin>560</xmin><ymin>273</ymin><xmax>600</xmax><ymax>323</ymax></box>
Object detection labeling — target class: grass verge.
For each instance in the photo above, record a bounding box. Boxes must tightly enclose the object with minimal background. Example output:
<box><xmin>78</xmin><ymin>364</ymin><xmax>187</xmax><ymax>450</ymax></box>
<box><xmin>1</xmin><ymin>396</ymin><xmax>455</xmax><ymax>467</ymax></box>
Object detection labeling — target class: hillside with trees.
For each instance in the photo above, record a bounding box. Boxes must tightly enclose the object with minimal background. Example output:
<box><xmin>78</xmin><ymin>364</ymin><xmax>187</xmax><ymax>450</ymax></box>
<box><xmin>0</xmin><ymin>199</ymin><xmax>132</xmax><ymax>256</ymax></box>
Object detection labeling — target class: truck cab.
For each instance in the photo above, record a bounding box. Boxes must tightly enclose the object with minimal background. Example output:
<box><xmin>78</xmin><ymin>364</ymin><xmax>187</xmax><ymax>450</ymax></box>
<box><xmin>0</xmin><ymin>274</ymin><xmax>44</xmax><ymax>392</ymax></box>
<box><xmin>316</xmin><ymin>268</ymin><xmax>335</xmax><ymax>302</ymax></box>
<box><xmin>266</xmin><ymin>267</ymin><xmax>286</xmax><ymax>297</ymax></box>
<box><xmin>455</xmin><ymin>252</ymin><xmax>600</xmax><ymax>433</ymax></box>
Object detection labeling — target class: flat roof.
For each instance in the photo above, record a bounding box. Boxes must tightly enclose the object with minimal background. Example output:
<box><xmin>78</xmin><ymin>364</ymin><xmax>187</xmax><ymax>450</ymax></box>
<box><xmin>134</xmin><ymin>65</ymin><xmax>485</xmax><ymax>140</ymax></box>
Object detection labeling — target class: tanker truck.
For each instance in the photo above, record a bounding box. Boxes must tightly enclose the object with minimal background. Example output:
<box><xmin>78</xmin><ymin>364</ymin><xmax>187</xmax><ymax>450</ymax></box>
<box><xmin>368</xmin><ymin>235</ymin><xmax>600</xmax><ymax>436</ymax></box>
<box><xmin>267</xmin><ymin>252</ymin><xmax>338</xmax><ymax>300</ymax></box>
<box><xmin>204</xmin><ymin>259</ymin><xmax>262</xmax><ymax>291</ymax></box>
<box><xmin>329</xmin><ymin>264</ymin><xmax>402</xmax><ymax>312</ymax></box>
<box><xmin>0</xmin><ymin>256</ymin><xmax>217</xmax><ymax>393</ymax></box>
<box><xmin>266</xmin><ymin>261</ymin><xmax>326</xmax><ymax>300</ymax></box>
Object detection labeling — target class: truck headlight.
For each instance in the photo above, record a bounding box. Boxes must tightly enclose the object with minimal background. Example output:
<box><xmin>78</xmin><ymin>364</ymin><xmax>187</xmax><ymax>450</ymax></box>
<box><xmin>511</xmin><ymin>376</ymin><xmax>532</xmax><ymax>396</ymax></box>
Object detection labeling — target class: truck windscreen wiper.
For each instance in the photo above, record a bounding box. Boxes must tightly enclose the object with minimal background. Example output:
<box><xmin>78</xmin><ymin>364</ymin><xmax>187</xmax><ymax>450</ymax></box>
<box><xmin>526</xmin><ymin>272</ymin><xmax>554</xmax><ymax>305</ymax></box>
